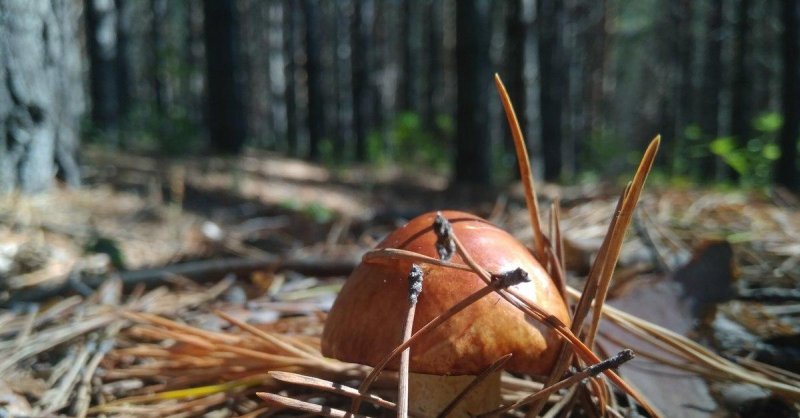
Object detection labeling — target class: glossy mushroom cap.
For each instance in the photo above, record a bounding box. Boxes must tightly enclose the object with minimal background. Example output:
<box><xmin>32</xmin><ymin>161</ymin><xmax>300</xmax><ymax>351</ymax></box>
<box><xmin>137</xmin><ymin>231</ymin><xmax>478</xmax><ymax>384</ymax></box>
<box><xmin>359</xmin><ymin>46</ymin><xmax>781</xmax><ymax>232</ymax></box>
<box><xmin>321</xmin><ymin>210</ymin><xmax>570</xmax><ymax>376</ymax></box>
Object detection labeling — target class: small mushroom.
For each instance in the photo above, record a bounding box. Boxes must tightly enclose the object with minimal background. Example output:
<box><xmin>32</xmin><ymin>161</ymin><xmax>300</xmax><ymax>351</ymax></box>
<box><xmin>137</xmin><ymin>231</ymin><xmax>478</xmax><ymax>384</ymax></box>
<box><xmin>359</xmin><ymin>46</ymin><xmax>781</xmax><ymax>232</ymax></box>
<box><xmin>322</xmin><ymin>211</ymin><xmax>570</xmax><ymax>417</ymax></box>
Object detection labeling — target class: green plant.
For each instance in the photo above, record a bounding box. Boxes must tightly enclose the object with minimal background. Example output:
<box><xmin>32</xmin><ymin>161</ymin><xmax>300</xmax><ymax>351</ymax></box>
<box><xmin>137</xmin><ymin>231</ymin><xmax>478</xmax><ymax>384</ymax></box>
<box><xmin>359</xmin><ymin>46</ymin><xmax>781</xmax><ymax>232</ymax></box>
<box><xmin>366</xmin><ymin>112</ymin><xmax>452</xmax><ymax>172</ymax></box>
<box><xmin>710</xmin><ymin>112</ymin><xmax>782</xmax><ymax>186</ymax></box>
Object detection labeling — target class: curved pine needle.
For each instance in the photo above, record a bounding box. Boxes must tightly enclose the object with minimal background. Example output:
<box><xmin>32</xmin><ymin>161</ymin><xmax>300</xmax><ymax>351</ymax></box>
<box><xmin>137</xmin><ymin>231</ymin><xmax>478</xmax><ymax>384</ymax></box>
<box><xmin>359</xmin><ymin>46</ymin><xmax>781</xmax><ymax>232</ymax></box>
<box><xmin>494</xmin><ymin>74</ymin><xmax>546</xmax><ymax>263</ymax></box>
<box><xmin>585</xmin><ymin>136</ymin><xmax>660</xmax><ymax>348</ymax></box>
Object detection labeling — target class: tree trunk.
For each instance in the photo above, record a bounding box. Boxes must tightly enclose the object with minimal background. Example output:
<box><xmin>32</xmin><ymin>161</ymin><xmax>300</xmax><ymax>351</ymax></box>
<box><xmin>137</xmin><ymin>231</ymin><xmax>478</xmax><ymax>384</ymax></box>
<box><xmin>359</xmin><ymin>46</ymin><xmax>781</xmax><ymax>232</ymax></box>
<box><xmin>538</xmin><ymin>0</ymin><xmax>564</xmax><ymax>181</ymax></box>
<box><xmin>284</xmin><ymin>0</ymin><xmax>298</xmax><ymax>156</ymax></box>
<box><xmin>454</xmin><ymin>0</ymin><xmax>491</xmax><ymax>184</ymax></box>
<box><xmin>398</xmin><ymin>0</ymin><xmax>415</xmax><ymax>112</ymax></box>
<box><xmin>699</xmin><ymin>0</ymin><xmax>723</xmax><ymax>179</ymax></box>
<box><xmin>504</xmin><ymin>0</ymin><xmax>526</xmax><ymax>147</ymax></box>
<box><xmin>776</xmin><ymin>0</ymin><xmax>799</xmax><ymax>190</ymax></box>
<box><xmin>351</xmin><ymin>0</ymin><xmax>368</xmax><ymax>161</ymax></box>
<box><xmin>115</xmin><ymin>0</ymin><xmax>131</xmax><ymax>121</ymax></box>
<box><xmin>150</xmin><ymin>0</ymin><xmax>165</xmax><ymax>114</ymax></box>
<box><xmin>729</xmin><ymin>0</ymin><xmax>751</xmax><ymax>179</ymax></box>
<box><xmin>203</xmin><ymin>0</ymin><xmax>247</xmax><ymax>154</ymax></box>
<box><xmin>0</xmin><ymin>0</ymin><xmax>84</xmax><ymax>193</ymax></box>
<box><xmin>86</xmin><ymin>0</ymin><xmax>119</xmax><ymax>130</ymax></box>
<box><xmin>422</xmin><ymin>0</ymin><xmax>443</xmax><ymax>133</ymax></box>
<box><xmin>302</xmin><ymin>0</ymin><xmax>324</xmax><ymax>161</ymax></box>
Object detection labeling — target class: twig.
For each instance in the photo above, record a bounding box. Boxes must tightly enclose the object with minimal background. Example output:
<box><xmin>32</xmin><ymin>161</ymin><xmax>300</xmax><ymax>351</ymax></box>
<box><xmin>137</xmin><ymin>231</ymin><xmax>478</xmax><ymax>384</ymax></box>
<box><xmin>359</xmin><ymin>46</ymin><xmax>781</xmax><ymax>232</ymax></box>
<box><xmin>4</xmin><ymin>256</ymin><xmax>358</xmax><ymax>305</ymax></box>
<box><xmin>398</xmin><ymin>264</ymin><xmax>424</xmax><ymax>418</ymax></box>
<box><xmin>480</xmin><ymin>350</ymin><xmax>635</xmax><ymax>417</ymax></box>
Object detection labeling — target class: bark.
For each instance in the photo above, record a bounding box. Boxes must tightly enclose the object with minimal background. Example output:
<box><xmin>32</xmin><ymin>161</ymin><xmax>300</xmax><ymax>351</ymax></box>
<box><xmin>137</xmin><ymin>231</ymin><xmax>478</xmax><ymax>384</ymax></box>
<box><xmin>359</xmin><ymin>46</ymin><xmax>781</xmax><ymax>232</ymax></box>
<box><xmin>302</xmin><ymin>0</ymin><xmax>324</xmax><ymax>161</ymax></box>
<box><xmin>203</xmin><ymin>0</ymin><xmax>247</xmax><ymax>154</ymax></box>
<box><xmin>115</xmin><ymin>0</ymin><xmax>130</xmax><ymax>119</ymax></box>
<box><xmin>351</xmin><ymin>0</ymin><xmax>368</xmax><ymax>161</ymax></box>
<box><xmin>284</xmin><ymin>0</ymin><xmax>298</xmax><ymax>156</ymax></box>
<box><xmin>729</xmin><ymin>0</ymin><xmax>751</xmax><ymax>180</ymax></box>
<box><xmin>421</xmin><ymin>0</ymin><xmax>443</xmax><ymax>132</ymax></box>
<box><xmin>398</xmin><ymin>0</ymin><xmax>415</xmax><ymax>111</ymax></box>
<box><xmin>150</xmin><ymin>0</ymin><xmax>165</xmax><ymax>114</ymax></box>
<box><xmin>86</xmin><ymin>0</ymin><xmax>119</xmax><ymax>129</ymax></box>
<box><xmin>504</xmin><ymin>0</ymin><xmax>526</xmax><ymax>144</ymax></box>
<box><xmin>776</xmin><ymin>0</ymin><xmax>799</xmax><ymax>190</ymax></box>
<box><xmin>0</xmin><ymin>0</ymin><xmax>84</xmax><ymax>193</ymax></box>
<box><xmin>454</xmin><ymin>0</ymin><xmax>491</xmax><ymax>184</ymax></box>
<box><xmin>538</xmin><ymin>0</ymin><xmax>564</xmax><ymax>181</ymax></box>
<box><xmin>699</xmin><ymin>0</ymin><xmax>723</xmax><ymax>179</ymax></box>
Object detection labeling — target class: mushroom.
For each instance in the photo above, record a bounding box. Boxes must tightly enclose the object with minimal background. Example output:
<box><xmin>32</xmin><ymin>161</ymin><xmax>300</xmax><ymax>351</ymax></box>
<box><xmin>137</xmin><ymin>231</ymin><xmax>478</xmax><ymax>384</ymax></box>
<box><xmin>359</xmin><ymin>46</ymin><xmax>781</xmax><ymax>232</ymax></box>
<box><xmin>322</xmin><ymin>210</ymin><xmax>571</xmax><ymax>417</ymax></box>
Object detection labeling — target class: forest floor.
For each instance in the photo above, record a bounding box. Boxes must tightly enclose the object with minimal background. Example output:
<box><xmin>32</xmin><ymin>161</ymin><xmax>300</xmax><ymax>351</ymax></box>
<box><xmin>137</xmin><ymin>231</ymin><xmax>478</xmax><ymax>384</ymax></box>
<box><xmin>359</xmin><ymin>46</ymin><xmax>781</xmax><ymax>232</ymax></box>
<box><xmin>1</xmin><ymin>150</ymin><xmax>799</xmax><ymax>417</ymax></box>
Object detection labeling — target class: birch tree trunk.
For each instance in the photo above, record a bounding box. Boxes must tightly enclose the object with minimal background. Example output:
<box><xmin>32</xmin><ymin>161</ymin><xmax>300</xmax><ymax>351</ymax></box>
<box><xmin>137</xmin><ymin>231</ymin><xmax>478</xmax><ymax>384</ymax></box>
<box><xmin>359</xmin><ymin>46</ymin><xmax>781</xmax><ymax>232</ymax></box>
<box><xmin>0</xmin><ymin>0</ymin><xmax>84</xmax><ymax>193</ymax></box>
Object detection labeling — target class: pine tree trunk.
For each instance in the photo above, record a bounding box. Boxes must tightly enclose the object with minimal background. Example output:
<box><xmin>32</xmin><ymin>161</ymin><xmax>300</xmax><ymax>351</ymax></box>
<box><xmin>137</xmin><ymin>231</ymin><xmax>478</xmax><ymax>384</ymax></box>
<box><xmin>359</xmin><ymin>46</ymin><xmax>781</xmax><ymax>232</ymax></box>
<box><xmin>699</xmin><ymin>0</ymin><xmax>723</xmax><ymax>179</ymax></box>
<box><xmin>203</xmin><ymin>0</ymin><xmax>247</xmax><ymax>154</ymax></box>
<box><xmin>454</xmin><ymin>0</ymin><xmax>491</xmax><ymax>184</ymax></box>
<box><xmin>538</xmin><ymin>0</ymin><xmax>563</xmax><ymax>181</ymax></box>
<box><xmin>284</xmin><ymin>0</ymin><xmax>298</xmax><ymax>156</ymax></box>
<box><xmin>0</xmin><ymin>0</ymin><xmax>84</xmax><ymax>193</ymax></box>
<box><xmin>351</xmin><ymin>0</ymin><xmax>368</xmax><ymax>161</ymax></box>
<box><xmin>86</xmin><ymin>0</ymin><xmax>120</xmax><ymax>130</ymax></box>
<box><xmin>776</xmin><ymin>0</ymin><xmax>799</xmax><ymax>190</ymax></box>
<box><xmin>729</xmin><ymin>0</ymin><xmax>751</xmax><ymax>180</ymax></box>
<box><xmin>302</xmin><ymin>0</ymin><xmax>324</xmax><ymax>161</ymax></box>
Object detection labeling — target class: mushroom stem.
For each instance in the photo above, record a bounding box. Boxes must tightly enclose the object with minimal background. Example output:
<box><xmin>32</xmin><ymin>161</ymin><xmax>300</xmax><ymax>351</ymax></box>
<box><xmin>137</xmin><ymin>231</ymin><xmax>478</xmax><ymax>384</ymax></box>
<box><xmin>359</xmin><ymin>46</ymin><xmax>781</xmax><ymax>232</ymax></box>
<box><xmin>408</xmin><ymin>371</ymin><xmax>501</xmax><ymax>418</ymax></box>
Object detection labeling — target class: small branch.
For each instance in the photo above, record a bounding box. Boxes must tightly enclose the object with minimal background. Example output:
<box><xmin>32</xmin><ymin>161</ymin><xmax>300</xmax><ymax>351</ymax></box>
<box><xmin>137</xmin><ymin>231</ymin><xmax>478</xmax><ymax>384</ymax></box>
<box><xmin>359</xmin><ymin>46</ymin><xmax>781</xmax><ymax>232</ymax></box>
<box><xmin>4</xmin><ymin>256</ymin><xmax>358</xmax><ymax>306</ymax></box>
<box><xmin>398</xmin><ymin>265</ymin><xmax>424</xmax><ymax>418</ymax></box>
<box><xmin>480</xmin><ymin>350</ymin><xmax>635</xmax><ymax>417</ymax></box>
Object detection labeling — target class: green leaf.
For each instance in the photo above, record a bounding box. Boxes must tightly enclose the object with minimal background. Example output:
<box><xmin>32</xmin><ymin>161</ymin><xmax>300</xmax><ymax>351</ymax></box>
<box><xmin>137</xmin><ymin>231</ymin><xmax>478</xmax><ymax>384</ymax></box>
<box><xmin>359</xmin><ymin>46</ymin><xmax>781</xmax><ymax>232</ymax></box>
<box><xmin>753</xmin><ymin>112</ymin><xmax>783</xmax><ymax>133</ymax></box>
<box><xmin>709</xmin><ymin>137</ymin><xmax>736</xmax><ymax>155</ymax></box>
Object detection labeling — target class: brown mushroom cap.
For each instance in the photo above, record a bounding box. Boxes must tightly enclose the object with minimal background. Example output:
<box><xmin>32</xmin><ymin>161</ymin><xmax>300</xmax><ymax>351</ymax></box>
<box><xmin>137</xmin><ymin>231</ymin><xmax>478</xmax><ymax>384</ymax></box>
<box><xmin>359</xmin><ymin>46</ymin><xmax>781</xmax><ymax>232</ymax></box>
<box><xmin>321</xmin><ymin>210</ymin><xmax>570</xmax><ymax>376</ymax></box>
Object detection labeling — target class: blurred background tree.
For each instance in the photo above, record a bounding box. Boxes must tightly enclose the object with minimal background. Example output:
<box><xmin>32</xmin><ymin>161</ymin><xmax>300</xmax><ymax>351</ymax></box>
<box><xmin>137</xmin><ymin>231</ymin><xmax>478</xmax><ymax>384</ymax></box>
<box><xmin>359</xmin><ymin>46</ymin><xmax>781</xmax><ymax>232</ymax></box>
<box><xmin>1</xmin><ymin>0</ymin><xmax>798</xmax><ymax>193</ymax></box>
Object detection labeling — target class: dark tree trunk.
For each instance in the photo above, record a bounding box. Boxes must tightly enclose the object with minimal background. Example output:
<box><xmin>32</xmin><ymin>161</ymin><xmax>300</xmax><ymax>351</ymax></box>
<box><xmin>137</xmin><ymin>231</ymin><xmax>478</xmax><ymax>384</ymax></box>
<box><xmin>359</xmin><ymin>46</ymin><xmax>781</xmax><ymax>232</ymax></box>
<box><xmin>0</xmin><ymin>0</ymin><xmax>84</xmax><ymax>193</ymax></box>
<box><xmin>422</xmin><ymin>0</ymin><xmax>443</xmax><ymax>132</ymax></box>
<box><xmin>203</xmin><ymin>0</ymin><xmax>247</xmax><ymax>154</ymax></box>
<box><xmin>86</xmin><ymin>0</ymin><xmax>119</xmax><ymax>130</ymax></box>
<box><xmin>351</xmin><ymin>0</ymin><xmax>368</xmax><ymax>161</ymax></box>
<box><xmin>302</xmin><ymin>0</ymin><xmax>324</xmax><ymax>161</ymax></box>
<box><xmin>398</xmin><ymin>0</ymin><xmax>415</xmax><ymax>112</ymax></box>
<box><xmin>587</xmin><ymin>0</ymin><xmax>608</xmax><ymax>142</ymax></box>
<box><xmin>699</xmin><ymin>0</ymin><xmax>723</xmax><ymax>179</ymax></box>
<box><xmin>284</xmin><ymin>0</ymin><xmax>298</xmax><ymax>156</ymax></box>
<box><xmin>729</xmin><ymin>0</ymin><xmax>751</xmax><ymax>179</ymax></box>
<box><xmin>454</xmin><ymin>0</ymin><xmax>491</xmax><ymax>184</ymax></box>
<box><xmin>115</xmin><ymin>0</ymin><xmax>131</xmax><ymax>120</ymax></box>
<box><xmin>504</xmin><ymin>0</ymin><xmax>526</xmax><ymax>141</ymax></box>
<box><xmin>150</xmin><ymin>0</ymin><xmax>165</xmax><ymax>114</ymax></box>
<box><xmin>370</xmin><ymin>0</ymin><xmax>387</xmax><ymax>151</ymax></box>
<box><xmin>332</xmin><ymin>2</ymin><xmax>351</xmax><ymax>160</ymax></box>
<box><xmin>538</xmin><ymin>0</ymin><xmax>564</xmax><ymax>181</ymax></box>
<box><xmin>776</xmin><ymin>0</ymin><xmax>799</xmax><ymax>190</ymax></box>
<box><xmin>673</xmin><ymin>0</ymin><xmax>694</xmax><ymax>174</ymax></box>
